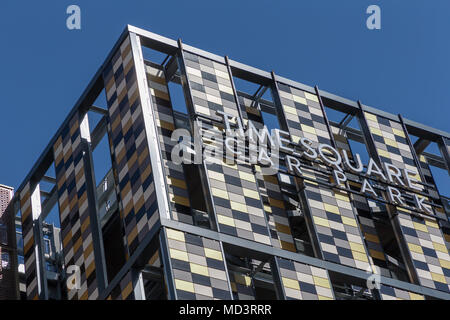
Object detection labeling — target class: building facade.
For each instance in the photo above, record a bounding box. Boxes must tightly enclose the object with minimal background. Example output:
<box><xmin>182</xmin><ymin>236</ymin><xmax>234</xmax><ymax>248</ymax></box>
<box><xmin>9</xmin><ymin>25</ymin><xmax>450</xmax><ymax>300</ymax></box>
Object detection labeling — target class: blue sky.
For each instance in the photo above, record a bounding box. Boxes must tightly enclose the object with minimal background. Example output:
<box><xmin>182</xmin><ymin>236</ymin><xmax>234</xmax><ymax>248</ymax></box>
<box><xmin>1</xmin><ymin>1</ymin><xmax>449</xmax><ymax>210</ymax></box>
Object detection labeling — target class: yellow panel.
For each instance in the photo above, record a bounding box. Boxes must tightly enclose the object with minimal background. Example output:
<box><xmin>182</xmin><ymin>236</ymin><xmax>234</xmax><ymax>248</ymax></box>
<box><xmin>430</xmin><ymin>272</ymin><xmax>446</xmax><ymax>283</ymax></box>
<box><xmin>413</xmin><ymin>222</ymin><xmax>428</xmax><ymax>233</ymax></box>
<box><xmin>377</xmin><ymin>149</ymin><xmax>390</xmax><ymax>158</ymax></box>
<box><xmin>392</xmin><ymin>128</ymin><xmax>406</xmax><ymax>138</ymax></box>
<box><xmin>384</xmin><ymin>138</ymin><xmax>399</xmax><ymax>148</ymax></box>
<box><xmin>204</xmin><ymin>248</ymin><xmax>223</xmax><ymax>261</ymax></box>
<box><xmin>409</xmin><ymin>293</ymin><xmax>424</xmax><ymax>300</ymax></box>
<box><xmin>313</xmin><ymin>276</ymin><xmax>331</xmax><ymax>289</ymax></box>
<box><xmin>349</xmin><ymin>242</ymin><xmax>366</xmax><ymax>253</ymax></box>
<box><xmin>408</xmin><ymin>243</ymin><xmax>424</xmax><ymax>254</ymax></box>
<box><xmin>412</xmin><ymin>173</ymin><xmax>422</xmax><ymax>183</ymax></box>
<box><xmin>445</xmin><ymin>233</ymin><xmax>450</xmax><ymax>242</ymax></box>
<box><xmin>324</xmin><ymin>204</ymin><xmax>340</xmax><ymax>215</ymax></box>
<box><xmin>217</xmin><ymin>214</ymin><xmax>235</xmax><ymax>227</ymax></box>
<box><xmin>159</xmin><ymin>119</ymin><xmax>175</xmax><ymax>131</ymax></box>
<box><xmin>175</xmin><ymin>279</ymin><xmax>195</xmax><ymax>293</ymax></box>
<box><xmin>397</xmin><ymin>207</ymin><xmax>411</xmax><ymax>213</ymax></box>
<box><xmin>208</xmin><ymin>171</ymin><xmax>225</xmax><ymax>182</ymax></box>
<box><xmin>234</xmin><ymin>273</ymin><xmax>252</xmax><ymax>286</ymax></box>
<box><xmin>230</xmin><ymin>201</ymin><xmax>248</xmax><ymax>212</ymax></box>
<box><xmin>433</xmin><ymin>242</ymin><xmax>448</xmax><ymax>253</ymax></box>
<box><xmin>352</xmin><ymin>251</ymin><xmax>369</xmax><ymax>262</ymax></box>
<box><xmin>169</xmin><ymin>248</ymin><xmax>189</xmax><ymax>262</ymax></box>
<box><xmin>293</xmin><ymin>95</ymin><xmax>307</xmax><ymax>105</ymax></box>
<box><xmin>425</xmin><ymin>219</ymin><xmax>439</xmax><ymax>229</ymax></box>
<box><xmin>190</xmin><ymin>263</ymin><xmax>209</xmax><ymax>276</ymax></box>
<box><xmin>276</xmin><ymin>223</ymin><xmax>292</xmax><ymax>234</ymax></box>
<box><xmin>283</xmin><ymin>105</ymin><xmax>297</xmax><ymax>115</ymax></box>
<box><xmin>334</xmin><ymin>192</ymin><xmax>349</xmax><ymax>202</ymax></box>
<box><xmin>280</xmin><ymin>241</ymin><xmax>296</xmax><ymax>252</ymax></box>
<box><xmin>167</xmin><ymin>177</ymin><xmax>187</xmax><ymax>189</ymax></box>
<box><xmin>170</xmin><ymin>194</ymin><xmax>190</xmax><ymax>207</ymax></box>
<box><xmin>281</xmin><ymin>277</ymin><xmax>300</xmax><ymax>290</ymax></box>
<box><xmin>268</xmin><ymin>197</ymin><xmax>285</xmax><ymax>209</ymax></box>
<box><xmin>239</xmin><ymin>171</ymin><xmax>256</xmax><ymax>182</ymax></box>
<box><xmin>243</xmin><ymin>188</ymin><xmax>260</xmax><ymax>200</ymax></box>
<box><xmin>313</xmin><ymin>216</ymin><xmax>330</xmax><ymax>228</ymax></box>
<box><xmin>364</xmin><ymin>112</ymin><xmax>377</xmax><ymax>122</ymax></box>
<box><xmin>364</xmin><ymin>233</ymin><xmax>380</xmax><ymax>244</ymax></box>
<box><xmin>301</xmin><ymin>125</ymin><xmax>317</xmax><ymax>135</ymax></box>
<box><xmin>318</xmin><ymin>295</ymin><xmax>333</xmax><ymax>300</ymax></box>
<box><xmin>341</xmin><ymin>216</ymin><xmax>357</xmax><ymax>227</ymax></box>
<box><xmin>369</xmin><ymin>249</ymin><xmax>386</xmax><ymax>261</ymax></box>
<box><xmin>439</xmin><ymin>259</ymin><xmax>450</xmax><ymax>269</ymax></box>
<box><xmin>263</xmin><ymin>174</ymin><xmax>278</xmax><ymax>184</ymax></box>
<box><xmin>212</xmin><ymin>187</ymin><xmax>229</xmax><ymax>199</ymax></box>
<box><xmin>370</xmin><ymin>128</ymin><xmax>383</xmax><ymax>136</ymax></box>
<box><xmin>166</xmin><ymin>228</ymin><xmax>185</xmax><ymax>242</ymax></box>
<box><xmin>304</xmin><ymin>92</ymin><xmax>319</xmax><ymax>102</ymax></box>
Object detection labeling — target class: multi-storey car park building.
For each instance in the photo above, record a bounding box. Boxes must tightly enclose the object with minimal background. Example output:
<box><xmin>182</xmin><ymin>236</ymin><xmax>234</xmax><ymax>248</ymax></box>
<box><xmin>6</xmin><ymin>25</ymin><xmax>450</xmax><ymax>300</ymax></box>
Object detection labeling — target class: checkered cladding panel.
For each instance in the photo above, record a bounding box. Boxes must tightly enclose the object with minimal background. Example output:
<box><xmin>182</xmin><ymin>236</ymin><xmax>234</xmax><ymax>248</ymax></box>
<box><xmin>183</xmin><ymin>51</ymin><xmax>239</xmax><ymax>122</ymax></box>
<box><xmin>19</xmin><ymin>182</ymin><xmax>39</xmax><ymax>300</ymax></box>
<box><xmin>378</xmin><ymin>284</ymin><xmax>424</xmax><ymax>300</ymax></box>
<box><xmin>364</xmin><ymin>112</ymin><xmax>450</xmax><ymax>293</ymax></box>
<box><xmin>164</xmin><ymin>228</ymin><xmax>232</xmax><ymax>300</ymax></box>
<box><xmin>274</xmin><ymin>257</ymin><xmax>334</xmax><ymax>300</ymax></box>
<box><xmin>107</xmin><ymin>270</ymin><xmax>134</xmax><ymax>300</ymax></box>
<box><xmin>276</xmin><ymin>83</ymin><xmax>372</xmax><ymax>271</ymax></box>
<box><xmin>53</xmin><ymin>111</ymin><xmax>99</xmax><ymax>300</ymax></box>
<box><xmin>103</xmin><ymin>35</ymin><xmax>159</xmax><ymax>256</ymax></box>
<box><xmin>238</xmin><ymin>94</ymin><xmax>296</xmax><ymax>252</ymax></box>
<box><xmin>182</xmin><ymin>52</ymin><xmax>272</xmax><ymax>245</ymax></box>
<box><xmin>145</xmin><ymin>62</ymin><xmax>193</xmax><ymax>224</ymax></box>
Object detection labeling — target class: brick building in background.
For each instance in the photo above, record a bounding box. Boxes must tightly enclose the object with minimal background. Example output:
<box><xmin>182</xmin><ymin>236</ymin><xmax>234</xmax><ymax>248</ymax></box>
<box><xmin>0</xmin><ymin>185</ymin><xmax>19</xmax><ymax>299</ymax></box>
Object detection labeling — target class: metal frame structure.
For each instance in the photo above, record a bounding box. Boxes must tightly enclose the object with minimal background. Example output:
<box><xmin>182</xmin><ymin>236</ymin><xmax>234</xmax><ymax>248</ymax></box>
<box><xmin>7</xmin><ymin>25</ymin><xmax>450</xmax><ymax>300</ymax></box>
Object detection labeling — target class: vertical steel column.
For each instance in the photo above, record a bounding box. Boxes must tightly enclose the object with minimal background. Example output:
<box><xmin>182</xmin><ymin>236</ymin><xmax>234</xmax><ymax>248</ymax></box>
<box><xmin>398</xmin><ymin>114</ymin><xmax>427</xmax><ymax>184</ymax></box>
<box><xmin>79</xmin><ymin>113</ymin><xmax>108</xmax><ymax>293</ymax></box>
<box><xmin>269</xmin><ymin>256</ymin><xmax>286</xmax><ymax>300</ymax></box>
<box><xmin>270</xmin><ymin>72</ymin><xmax>290</xmax><ymax>133</ymax></box>
<box><xmin>314</xmin><ymin>85</ymin><xmax>338</xmax><ymax>149</ymax></box>
<box><xmin>175</xmin><ymin>39</ymin><xmax>220</xmax><ymax>232</ymax></box>
<box><xmin>439</xmin><ymin>136</ymin><xmax>450</xmax><ymax>176</ymax></box>
<box><xmin>129</xmin><ymin>32</ymin><xmax>171</xmax><ymax>221</ymax></box>
<box><xmin>158</xmin><ymin>227</ymin><xmax>176</xmax><ymax>300</ymax></box>
<box><xmin>131</xmin><ymin>269</ymin><xmax>146</xmax><ymax>300</ymax></box>
<box><xmin>356</xmin><ymin>101</ymin><xmax>383</xmax><ymax>165</ymax></box>
<box><xmin>30</xmin><ymin>184</ymin><xmax>49</xmax><ymax>300</ymax></box>
<box><xmin>224</xmin><ymin>55</ymin><xmax>245</xmax><ymax>123</ymax></box>
<box><xmin>19</xmin><ymin>181</ymin><xmax>49</xmax><ymax>300</ymax></box>
<box><xmin>176</xmin><ymin>39</ymin><xmax>199</xmax><ymax>119</ymax></box>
